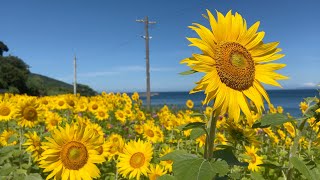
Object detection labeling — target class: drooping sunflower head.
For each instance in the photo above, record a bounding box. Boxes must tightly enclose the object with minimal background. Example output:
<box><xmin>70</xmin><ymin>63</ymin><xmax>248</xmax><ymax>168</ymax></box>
<box><xmin>117</xmin><ymin>139</ymin><xmax>153</xmax><ymax>180</ymax></box>
<box><xmin>181</xmin><ymin>10</ymin><xmax>288</xmax><ymax>122</ymax></box>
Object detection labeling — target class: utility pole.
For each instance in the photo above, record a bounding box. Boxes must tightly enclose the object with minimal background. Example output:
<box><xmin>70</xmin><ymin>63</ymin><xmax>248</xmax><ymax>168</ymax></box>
<box><xmin>136</xmin><ymin>16</ymin><xmax>156</xmax><ymax>111</ymax></box>
<box><xmin>73</xmin><ymin>55</ymin><xmax>77</xmax><ymax>95</ymax></box>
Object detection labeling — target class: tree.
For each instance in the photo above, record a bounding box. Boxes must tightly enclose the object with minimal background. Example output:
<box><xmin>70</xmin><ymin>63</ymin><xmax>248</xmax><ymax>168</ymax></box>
<box><xmin>0</xmin><ymin>55</ymin><xmax>30</xmax><ymax>93</ymax></box>
<box><xmin>0</xmin><ymin>41</ymin><xmax>9</xmax><ymax>56</ymax></box>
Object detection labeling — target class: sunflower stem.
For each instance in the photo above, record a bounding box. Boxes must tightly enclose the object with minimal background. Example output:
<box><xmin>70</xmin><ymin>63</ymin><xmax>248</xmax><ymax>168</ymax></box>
<box><xmin>206</xmin><ymin>110</ymin><xmax>218</xmax><ymax>160</ymax></box>
<box><xmin>19</xmin><ymin>127</ymin><xmax>23</xmax><ymax>169</ymax></box>
<box><xmin>115</xmin><ymin>160</ymin><xmax>118</xmax><ymax>180</ymax></box>
<box><xmin>287</xmin><ymin>118</ymin><xmax>308</xmax><ymax>180</ymax></box>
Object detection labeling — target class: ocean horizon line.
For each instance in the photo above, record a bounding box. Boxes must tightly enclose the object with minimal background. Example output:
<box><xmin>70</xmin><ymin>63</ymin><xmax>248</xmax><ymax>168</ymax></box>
<box><xmin>97</xmin><ymin>88</ymin><xmax>319</xmax><ymax>94</ymax></box>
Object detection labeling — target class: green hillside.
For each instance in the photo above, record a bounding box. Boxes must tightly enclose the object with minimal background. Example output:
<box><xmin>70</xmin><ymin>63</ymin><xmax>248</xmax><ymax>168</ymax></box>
<box><xmin>0</xmin><ymin>43</ymin><xmax>97</xmax><ymax>96</ymax></box>
<box><xmin>28</xmin><ymin>73</ymin><xmax>97</xmax><ymax>96</ymax></box>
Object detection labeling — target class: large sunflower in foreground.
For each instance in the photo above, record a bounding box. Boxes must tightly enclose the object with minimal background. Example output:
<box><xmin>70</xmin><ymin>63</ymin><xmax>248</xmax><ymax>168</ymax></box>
<box><xmin>181</xmin><ymin>10</ymin><xmax>288</xmax><ymax>121</ymax></box>
<box><xmin>117</xmin><ymin>139</ymin><xmax>153</xmax><ymax>180</ymax></box>
<box><xmin>39</xmin><ymin>123</ymin><xmax>105</xmax><ymax>180</ymax></box>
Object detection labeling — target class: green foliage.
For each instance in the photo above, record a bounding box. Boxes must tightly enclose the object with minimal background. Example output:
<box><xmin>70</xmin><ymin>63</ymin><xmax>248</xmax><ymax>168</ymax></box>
<box><xmin>252</xmin><ymin>113</ymin><xmax>294</xmax><ymax>128</ymax></box>
<box><xmin>158</xmin><ymin>174</ymin><xmax>177</xmax><ymax>180</ymax></box>
<box><xmin>0</xmin><ymin>55</ymin><xmax>30</xmax><ymax>93</ymax></box>
<box><xmin>179</xmin><ymin>69</ymin><xmax>197</xmax><ymax>75</ymax></box>
<box><xmin>213</xmin><ymin>146</ymin><xmax>248</xmax><ymax>167</ymax></box>
<box><xmin>290</xmin><ymin>157</ymin><xmax>318</xmax><ymax>180</ymax></box>
<box><xmin>160</xmin><ymin>150</ymin><xmax>228</xmax><ymax>180</ymax></box>
<box><xmin>0</xmin><ymin>41</ymin><xmax>9</xmax><ymax>56</ymax></box>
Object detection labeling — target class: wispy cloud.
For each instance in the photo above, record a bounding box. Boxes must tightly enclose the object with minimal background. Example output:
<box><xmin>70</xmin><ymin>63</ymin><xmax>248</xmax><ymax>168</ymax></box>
<box><xmin>302</xmin><ymin>82</ymin><xmax>317</xmax><ymax>87</ymax></box>
<box><xmin>57</xmin><ymin>65</ymin><xmax>175</xmax><ymax>81</ymax></box>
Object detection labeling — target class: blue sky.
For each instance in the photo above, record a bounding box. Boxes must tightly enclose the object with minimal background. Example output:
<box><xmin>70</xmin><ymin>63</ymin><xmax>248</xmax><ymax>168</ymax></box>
<box><xmin>1</xmin><ymin>0</ymin><xmax>320</xmax><ymax>92</ymax></box>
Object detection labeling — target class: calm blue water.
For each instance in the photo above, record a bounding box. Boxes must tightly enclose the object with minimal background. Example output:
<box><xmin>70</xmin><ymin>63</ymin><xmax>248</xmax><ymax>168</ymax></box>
<box><xmin>139</xmin><ymin>89</ymin><xmax>319</xmax><ymax>117</ymax></box>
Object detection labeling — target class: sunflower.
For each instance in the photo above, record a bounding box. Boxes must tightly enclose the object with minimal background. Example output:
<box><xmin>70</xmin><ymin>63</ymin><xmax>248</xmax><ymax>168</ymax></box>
<box><xmin>283</xmin><ymin>122</ymin><xmax>296</xmax><ymax>138</ymax></box>
<box><xmin>0</xmin><ymin>101</ymin><xmax>16</xmax><ymax>121</ymax></box>
<box><xmin>196</xmin><ymin>134</ymin><xmax>207</xmax><ymax>148</ymax></box>
<box><xmin>135</xmin><ymin>125</ymin><xmax>144</xmax><ymax>134</ymax></box>
<box><xmin>117</xmin><ymin>139</ymin><xmax>153</xmax><ymax>180</ymax></box>
<box><xmin>115</xmin><ymin>110</ymin><xmax>126</xmax><ymax>124</ymax></box>
<box><xmin>16</xmin><ymin>98</ymin><xmax>43</xmax><ymax>128</ymax></box>
<box><xmin>23</xmin><ymin>131</ymin><xmax>43</xmax><ymax>161</ymax></box>
<box><xmin>215</xmin><ymin>132</ymin><xmax>228</xmax><ymax>145</ymax></box>
<box><xmin>300</xmin><ymin>101</ymin><xmax>308</xmax><ymax>114</ymax></box>
<box><xmin>186</xmin><ymin>99</ymin><xmax>194</xmax><ymax>109</ymax></box>
<box><xmin>44</xmin><ymin>111</ymin><xmax>63</xmax><ymax>131</ymax></box>
<box><xmin>226</xmin><ymin>122</ymin><xmax>259</xmax><ymax>146</ymax></box>
<box><xmin>277</xmin><ymin>129</ymin><xmax>286</xmax><ymax>140</ymax></box>
<box><xmin>136</xmin><ymin>110</ymin><xmax>146</xmax><ymax>121</ymax></box>
<box><xmin>88</xmin><ymin>100</ymin><xmax>101</xmax><ymax>113</ymax></box>
<box><xmin>105</xmin><ymin>134</ymin><xmax>125</xmax><ymax>161</ymax></box>
<box><xmin>0</xmin><ymin>130</ymin><xmax>17</xmax><ymax>146</ymax></box>
<box><xmin>94</xmin><ymin>109</ymin><xmax>109</xmax><ymax>121</ymax></box>
<box><xmin>143</xmin><ymin>124</ymin><xmax>158</xmax><ymax>143</ymax></box>
<box><xmin>54</xmin><ymin>97</ymin><xmax>70</xmax><ymax>110</ymax></box>
<box><xmin>159</xmin><ymin>146</ymin><xmax>173</xmax><ymax>173</ymax></box>
<box><xmin>181</xmin><ymin>10</ymin><xmax>287</xmax><ymax>122</ymax></box>
<box><xmin>244</xmin><ymin>146</ymin><xmax>263</xmax><ymax>172</ymax></box>
<box><xmin>131</xmin><ymin>92</ymin><xmax>140</xmax><ymax>102</ymax></box>
<box><xmin>148</xmin><ymin>164</ymin><xmax>167</xmax><ymax>180</ymax></box>
<box><xmin>39</xmin><ymin>123</ymin><xmax>105</xmax><ymax>180</ymax></box>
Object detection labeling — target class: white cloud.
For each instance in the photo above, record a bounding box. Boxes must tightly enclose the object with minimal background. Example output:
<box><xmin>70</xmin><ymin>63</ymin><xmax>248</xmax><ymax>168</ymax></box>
<box><xmin>302</xmin><ymin>82</ymin><xmax>317</xmax><ymax>87</ymax></box>
<box><xmin>56</xmin><ymin>65</ymin><xmax>175</xmax><ymax>81</ymax></box>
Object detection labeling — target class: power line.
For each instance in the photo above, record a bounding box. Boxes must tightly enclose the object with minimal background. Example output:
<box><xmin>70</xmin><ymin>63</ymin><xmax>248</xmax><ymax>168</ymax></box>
<box><xmin>136</xmin><ymin>16</ymin><xmax>156</xmax><ymax>112</ymax></box>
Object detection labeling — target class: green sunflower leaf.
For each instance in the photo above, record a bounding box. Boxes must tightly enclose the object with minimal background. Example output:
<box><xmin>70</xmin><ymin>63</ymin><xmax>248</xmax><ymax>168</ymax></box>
<box><xmin>213</xmin><ymin>147</ymin><xmax>248</xmax><ymax>167</ymax></box>
<box><xmin>157</xmin><ymin>174</ymin><xmax>177</xmax><ymax>180</ymax></box>
<box><xmin>290</xmin><ymin>157</ymin><xmax>317</xmax><ymax>180</ymax></box>
<box><xmin>252</xmin><ymin>113</ymin><xmax>294</xmax><ymax>128</ymax></box>
<box><xmin>182</xmin><ymin>122</ymin><xmax>206</xmax><ymax>131</ymax></box>
<box><xmin>190</xmin><ymin>128</ymin><xmax>206</xmax><ymax>139</ymax></box>
<box><xmin>179</xmin><ymin>70</ymin><xmax>197</xmax><ymax>75</ymax></box>
<box><xmin>160</xmin><ymin>150</ymin><xmax>228</xmax><ymax>180</ymax></box>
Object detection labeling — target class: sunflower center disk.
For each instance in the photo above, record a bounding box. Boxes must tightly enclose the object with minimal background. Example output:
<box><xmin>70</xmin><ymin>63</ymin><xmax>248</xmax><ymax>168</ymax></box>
<box><xmin>249</xmin><ymin>153</ymin><xmax>257</xmax><ymax>163</ymax></box>
<box><xmin>215</xmin><ymin>42</ymin><xmax>255</xmax><ymax>91</ymax></box>
<box><xmin>61</xmin><ymin>141</ymin><xmax>88</xmax><ymax>170</ymax></box>
<box><xmin>23</xmin><ymin>107</ymin><xmax>37</xmax><ymax>121</ymax></box>
<box><xmin>0</xmin><ymin>106</ymin><xmax>11</xmax><ymax>116</ymax></box>
<box><xmin>129</xmin><ymin>152</ymin><xmax>145</xmax><ymax>168</ymax></box>
<box><xmin>50</xmin><ymin>119</ymin><xmax>58</xmax><ymax>126</ymax></box>
<box><xmin>146</xmin><ymin>129</ymin><xmax>154</xmax><ymax>137</ymax></box>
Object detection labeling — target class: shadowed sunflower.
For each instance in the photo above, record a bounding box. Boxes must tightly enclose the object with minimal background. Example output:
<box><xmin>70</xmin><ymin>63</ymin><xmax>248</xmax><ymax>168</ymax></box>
<box><xmin>117</xmin><ymin>139</ymin><xmax>153</xmax><ymax>180</ymax></box>
<box><xmin>23</xmin><ymin>131</ymin><xmax>43</xmax><ymax>162</ymax></box>
<box><xmin>148</xmin><ymin>164</ymin><xmax>167</xmax><ymax>180</ymax></box>
<box><xmin>244</xmin><ymin>146</ymin><xmax>263</xmax><ymax>172</ymax></box>
<box><xmin>39</xmin><ymin>123</ymin><xmax>105</xmax><ymax>180</ymax></box>
<box><xmin>0</xmin><ymin>130</ymin><xmax>17</xmax><ymax>146</ymax></box>
<box><xmin>181</xmin><ymin>10</ymin><xmax>288</xmax><ymax>122</ymax></box>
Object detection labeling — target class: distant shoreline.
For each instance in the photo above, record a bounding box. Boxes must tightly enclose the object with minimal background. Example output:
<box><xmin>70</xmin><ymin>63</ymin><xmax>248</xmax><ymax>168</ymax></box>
<box><xmin>98</xmin><ymin>88</ymin><xmax>319</xmax><ymax>94</ymax></box>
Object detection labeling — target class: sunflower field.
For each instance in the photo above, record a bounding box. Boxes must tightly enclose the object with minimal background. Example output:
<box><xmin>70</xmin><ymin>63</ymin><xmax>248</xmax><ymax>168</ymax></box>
<box><xmin>1</xmin><ymin>9</ymin><xmax>320</xmax><ymax>180</ymax></box>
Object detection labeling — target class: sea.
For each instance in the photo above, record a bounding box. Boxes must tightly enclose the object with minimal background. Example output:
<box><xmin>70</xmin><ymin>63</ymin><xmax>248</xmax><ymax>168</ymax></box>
<box><xmin>138</xmin><ymin>89</ymin><xmax>319</xmax><ymax>117</ymax></box>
